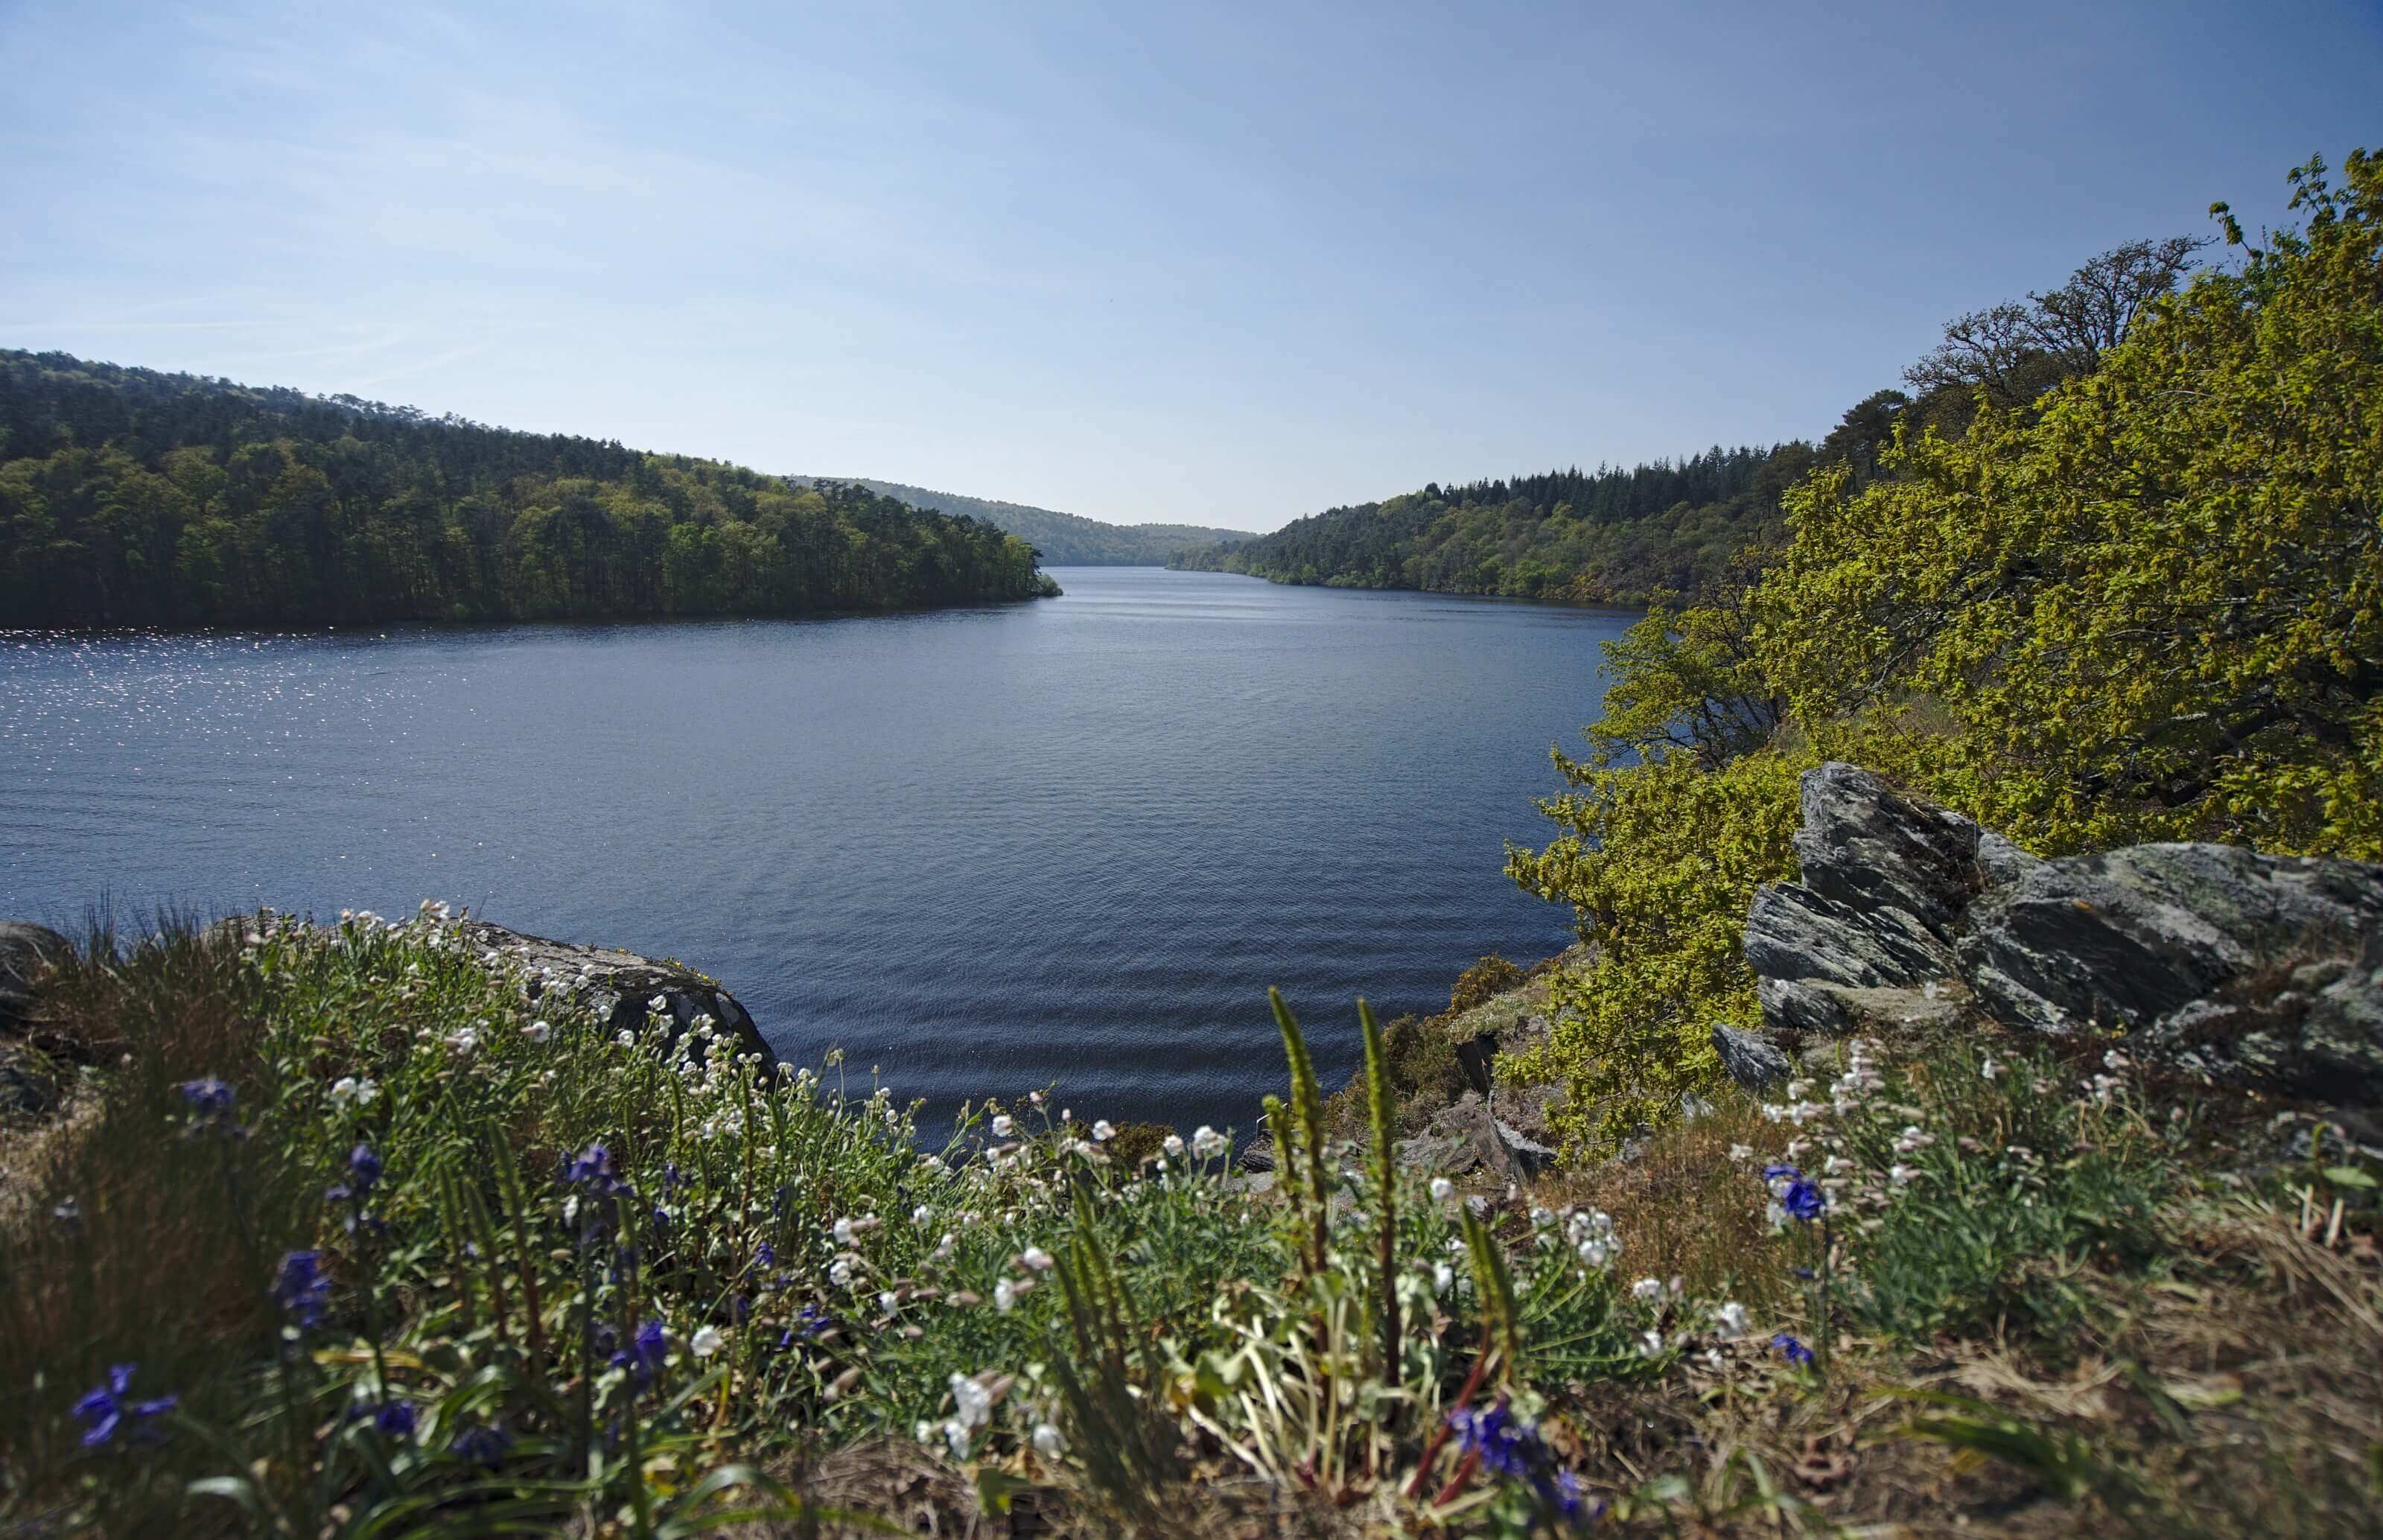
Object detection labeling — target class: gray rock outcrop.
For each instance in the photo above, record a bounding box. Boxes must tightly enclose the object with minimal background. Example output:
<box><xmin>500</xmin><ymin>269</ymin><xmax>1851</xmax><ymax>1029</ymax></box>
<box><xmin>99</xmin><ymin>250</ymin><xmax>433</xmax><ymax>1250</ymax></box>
<box><xmin>1745</xmin><ymin>763</ymin><xmax>2383</xmax><ymax>1104</ymax></box>
<box><xmin>455</xmin><ymin>920</ymin><xmax>777</xmax><ymax>1066</ymax></box>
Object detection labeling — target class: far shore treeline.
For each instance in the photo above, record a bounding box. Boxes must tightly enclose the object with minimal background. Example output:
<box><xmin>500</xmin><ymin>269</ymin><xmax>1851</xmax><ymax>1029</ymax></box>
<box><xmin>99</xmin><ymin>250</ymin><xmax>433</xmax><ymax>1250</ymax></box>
<box><xmin>0</xmin><ymin>352</ymin><xmax>1058</xmax><ymax>629</ymax></box>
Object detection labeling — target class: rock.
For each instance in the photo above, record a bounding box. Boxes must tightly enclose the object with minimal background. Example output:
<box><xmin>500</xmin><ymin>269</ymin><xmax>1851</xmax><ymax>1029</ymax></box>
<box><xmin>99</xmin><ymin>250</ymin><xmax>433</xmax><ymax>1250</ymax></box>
<box><xmin>0</xmin><ymin>921</ymin><xmax>68</xmax><ymax>1034</ymax></box>
<box><xmin>453</xmin><ymin>919</ymin><xmax>776</xmax><ymax>1066</ymax></box>
<box><xmin>1410</xmin><ymin>1092</ymin><xmax>1553</xmax><ymax>1181</ymax></box>
<box><xmin>1711</xmin><ymin>1023</ymin><xmax>1794</xmax><ymax>1092</ymax></box>
<box><xmin>1960</xmin><ymin>844</ymin><xmax>2383</xmax><ymax>1039</ymax></box>
<box><xmin>1738</xmin><ymin>762</ymin><xmax>2383</xmax><ymax>1107</ymax></box>
<box><xmin>1792</xmin><ymin>762</ymin><xmax>1983</xmax><ymax>941</ymax></box>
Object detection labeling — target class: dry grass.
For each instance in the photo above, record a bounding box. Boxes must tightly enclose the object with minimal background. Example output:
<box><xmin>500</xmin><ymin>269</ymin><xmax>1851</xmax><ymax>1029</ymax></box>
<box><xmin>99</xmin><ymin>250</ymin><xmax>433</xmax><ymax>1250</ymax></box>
<box><xmin>1531</xmin><ymin>1094</ymin><xmax>1792</xmax><ymax>1309</ymax></box>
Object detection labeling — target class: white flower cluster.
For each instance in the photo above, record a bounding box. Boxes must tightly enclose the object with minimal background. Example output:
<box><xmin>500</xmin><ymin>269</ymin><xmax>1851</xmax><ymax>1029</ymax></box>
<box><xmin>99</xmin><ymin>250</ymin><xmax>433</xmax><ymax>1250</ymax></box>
<box><xmin>1566</xmin><ymin>1207</ymin><xmax>1621</xmax><ymax>1269</ymax></box>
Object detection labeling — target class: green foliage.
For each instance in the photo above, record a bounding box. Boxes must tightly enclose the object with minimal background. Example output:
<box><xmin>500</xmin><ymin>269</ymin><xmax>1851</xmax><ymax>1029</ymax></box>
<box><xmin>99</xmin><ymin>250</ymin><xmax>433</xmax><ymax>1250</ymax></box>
<box><xmin>1510</xmin><ymin>153</ymin><xmax>2383</xmax><ymax>1153</ymax></box>
<box><xmin>1756</xmin><ymin>151</ymin><xmax>2383</xmax><ymax>856</ymax></box>
<box><xmin>1504</xmin><ymin>746</ymin><xmax>1809</xmax><ymax>1154</ymax></box>
<box><xmin>0</xmin><ymin>351</ymin><xmax>1058</xmax><ymax>627</ymax></box>
<box><xmin>1448</xmin><ymin>955</ymin><xmax>1525</xmax><ymax>1014</ymax></box>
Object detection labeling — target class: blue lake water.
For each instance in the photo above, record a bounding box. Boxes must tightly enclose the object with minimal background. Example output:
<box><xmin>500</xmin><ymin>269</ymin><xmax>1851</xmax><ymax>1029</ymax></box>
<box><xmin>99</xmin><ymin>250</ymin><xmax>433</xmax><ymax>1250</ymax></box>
<box><xmin>0</xmin><ymin>567</ymin><xmax>1632</xmax><ymax>1133</ymax></box>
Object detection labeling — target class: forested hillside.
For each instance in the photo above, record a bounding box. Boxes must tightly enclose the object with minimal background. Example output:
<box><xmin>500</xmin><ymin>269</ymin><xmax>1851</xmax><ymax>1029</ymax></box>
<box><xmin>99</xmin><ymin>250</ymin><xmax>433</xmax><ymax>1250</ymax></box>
<box><xmin>0</xmin><ymin>354</ymin><xmax>1057</xmax><ymax>628</ymax></box>
<box><xmin>805</xmin><ymin>475</ymin><xmax>1249</xmax><ymax>565</ymax></box>
<box><xmin>1171</xmin><ymin>235</ymin><xmax>2209</xmax><ymax>608</ymax></box>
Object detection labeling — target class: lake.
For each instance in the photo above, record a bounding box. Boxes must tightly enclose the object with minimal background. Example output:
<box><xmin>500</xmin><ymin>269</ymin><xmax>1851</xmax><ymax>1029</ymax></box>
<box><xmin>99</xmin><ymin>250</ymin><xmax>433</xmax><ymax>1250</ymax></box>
<box><xmin>0</xmin><ymin>567</ymin><xmax>1633</xmax><ymax>1133</ymax></box>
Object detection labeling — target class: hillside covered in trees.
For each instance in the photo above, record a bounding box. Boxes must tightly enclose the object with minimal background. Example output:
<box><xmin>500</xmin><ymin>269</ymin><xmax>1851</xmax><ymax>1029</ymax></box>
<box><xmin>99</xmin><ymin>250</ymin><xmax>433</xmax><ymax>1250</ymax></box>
<box><xmin>0</xmin><ymin>354</ymin><xmax>1059</xmax><ymax>629</ymax></box>
<box><xmin>800</xmin><ymin>476</ymin><xmax>1250</xmax><ymax>565</ymax></box>
<box><xmin>1170</xmin><ymin>234</ymin><xmax>2209</xmax><ymax>608</ymax></box>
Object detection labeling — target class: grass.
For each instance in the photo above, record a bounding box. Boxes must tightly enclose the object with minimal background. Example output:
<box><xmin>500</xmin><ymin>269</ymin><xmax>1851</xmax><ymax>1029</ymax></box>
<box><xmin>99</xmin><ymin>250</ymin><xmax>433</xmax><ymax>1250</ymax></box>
<box><xmin>1</xmin><ymin>914</ymin><xmax>2377</xmax><ymax>1537</ymax></box>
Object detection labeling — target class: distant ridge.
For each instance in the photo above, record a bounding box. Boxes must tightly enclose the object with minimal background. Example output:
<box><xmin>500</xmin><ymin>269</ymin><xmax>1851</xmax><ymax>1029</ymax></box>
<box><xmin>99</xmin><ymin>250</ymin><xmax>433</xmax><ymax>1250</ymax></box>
<box><xmin>797</xmin><ymin>476</ymin><xmax>1250</xmax><ymax>566</ymax></box>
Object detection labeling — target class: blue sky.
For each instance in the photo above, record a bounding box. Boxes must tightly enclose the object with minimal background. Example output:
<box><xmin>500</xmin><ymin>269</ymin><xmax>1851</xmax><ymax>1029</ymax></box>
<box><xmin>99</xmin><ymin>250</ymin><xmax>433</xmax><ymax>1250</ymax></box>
<box><xmin>4</xmin><ymin>1</ymin><xmax>2376</xmax><ymax>532</ymax></box>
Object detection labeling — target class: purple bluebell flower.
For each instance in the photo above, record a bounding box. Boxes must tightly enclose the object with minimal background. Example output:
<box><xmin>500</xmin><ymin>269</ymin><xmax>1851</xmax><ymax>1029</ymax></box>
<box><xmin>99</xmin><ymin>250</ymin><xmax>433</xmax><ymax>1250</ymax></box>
<box><xmin>451</xmin><ymin>1422</ymin><xmax>512</xmax><ymax>1466</ymax></box>
<box><xmin>373</xmin><ymin>1399</ymin><xmax>416</xmax><ymax>1438</ymax></box>
<box><xmin>1780</xmin><ymin>1179</ymin><xmax>1826</xmax><ymax>1221</ymax></box>
<box><xmin>348</xmin><ymin>1143</ymin><xmax>383</xmax><ymax>1194</ymax></box>
<box><xmin>564</xmin><ymin>1142</ymin><xmax>623</xmax><ymax>1194</ymax></box>
<box><xmin>1449</xmin><ymin>1400</ymin><xmax>1592</xmax><ymax>1524</ymax></box>
<box><xmin>273</xmin><ymin>1250</ymin><xmax>330</xmax><ymax>1329</ymax></box>
<box><xmin>72</xmin><ymin>1364</ymin><xmax>176</xmax><ymax>1447</ymax></box>
<box><xmin>1761</xmin><ymin>1162</ymin><xmax>1801</xmax><ymax>1183</ymax></box>
<box><xmin>1771</xmin><ymin>1332</ymin><xmax>1815</xmax><ymax>1366</ymax></box>
<box><xmin>755</xmin><ymin>1241</ymin><xmax>775</xmax><ymax>1267</ymax></box>
<box><xmin>611</xmin><ymin>1316</ymin><xmax>669</xmax><ymax>1387</ymax></box>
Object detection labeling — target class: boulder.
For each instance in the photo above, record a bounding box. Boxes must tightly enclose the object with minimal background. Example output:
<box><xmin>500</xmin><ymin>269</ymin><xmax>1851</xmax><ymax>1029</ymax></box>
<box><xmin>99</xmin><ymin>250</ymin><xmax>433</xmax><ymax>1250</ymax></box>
<box><xmin>0</xmin><ymin>922</ymin><xmax>69</xmax><ymax>1034</ymax></box>
<box><xmin>1740</xmin><ymin>763</ymin><xmax>2383</xmax><ymax>1107</ymax></box>
<box><xmin>454</xmin><ymin>919</ymin><xmax>776</xmax><ymax>1066</ymax></box>
<box><xmin>1401</xmin><ymin>1092</ymin><xmax>1554</xmax><ymax>1180</ymax></box>
<box><xmin>1711</xmin><ymin>1022</ymin><xmax>1794</xmax><ymax>1092</ymax></box>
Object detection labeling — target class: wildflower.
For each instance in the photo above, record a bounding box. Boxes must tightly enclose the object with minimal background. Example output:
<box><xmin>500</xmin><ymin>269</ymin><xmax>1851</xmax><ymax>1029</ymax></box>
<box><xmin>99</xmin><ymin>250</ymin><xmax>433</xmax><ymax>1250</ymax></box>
<box><xmin>756</xmin><ymin>1241</ymin><xmax>776</xmax><ymax>1267</ymax></box>
<box><xmin>51</xmin><ymin>1196</ymin><xmax>78</xmax><ymax>1223</ymax></box>
<box><xmin>1889</xmin><ymin>1164</ymin><xmax>1920</xmax><ymax>1185</ymax></box>
<box><xmin>2104</xmin><ymin>1049</ymin><xmax>2131</xmax><ymax>1070</ymax></box>
<box><xmin>442</xmin><ymin>1026</ymin><xmax>479</xmax><ymax>1058</ymax></box>
<box><xmin>451</xmin><ymin>1423</ymin><xmax>512</xmax><ymax>1466</ymax></box>
<box><xmin>72</xmin><ymin>1364</ymin><xmax>176</xmax><ymax>1447</ymax></box>
<box><xmin>1770</xmin><ymin>1332</ymin><xmax>1815</xmax><ymax>1367</ymax></box>
<box><xmin>1162</xmin><ymin>1133</ymin><xmax>1185</xmax><ymax>1158</ymax></box>
<box><xmin>648</xmin><ymin>995</ymin><xmax>669</xmax><ymax>1014</ymax></box>
<box><xmin>1190</xmin><ymin>1125</ymin><xmax>1229</xmax><ymax>1160</ymax></box>
<box><xmin>993</xmin><ymin>1279</ymin><xmax>1016</xmax><ymax>1313</ymax></box>
<box><xmin>834</xmin><ymin>1217</ymin><xmax>859</xmax><ymax>1245</ymax></box>
<box><xmin>1893</xmin><ymin>1124</ymin><xmax>1934</xmax><ymax>1154</ymax></box>
<box><xmin>1429</xmin><ymin>1177</ymin><xmax>1454</xmax><ymax>1203</ymax></box>
<box><xmin>346</xmin><ymin>1142</ymin><xmax>383</xmax><ymax>1195</ymax></box>
<box><xmin>1021</xmin><ymin>1246</ymin><xmax>1054</xmax><ymax>1271</ymax></box>
<box><xmin>1716</xmin><ymin>1301</ymin><xmax>1750</xmax><ymax>1336</ymax></box>
<box><xmin>1434</xmin><ymin>1261</ymin><xmax>1454</xmax><ymax>1294</ymax></box>
<box><xmin>524</xmin><ymin>1019</ymin><xmax>552</xmax><ymax>1043</ymax></box>
<box><xmin>564</xmin><ymin>1142</ymin><xmax>625</xmax><ymax>1194</ymax></box>
<box><xmin>616</xmin><ymin>1031</ymin><xmax>636</xmax><ymax>1049</ymax></box>
<box><xmin>690</xmin><ymin>1326</ymin><xmax>724</xmax><ymax>1358</ymax></box>
<box><xmin>612</xmin><ymin>1318</ymin><xmax>668</xmax><ymax>1387</ymax></box>
<box><xmin>1728</xmin><ymin>1143</ymin><xmax>1753</xmax><ymax>1162</ymax></box>
<box><xmin>1033</xmin><ymin>1422</ymin><xmax>1067</xmax><ymax>1457</ymax></box>
<box><xmin>179</xmin><ymin>1076</ymin><xmax>236</xmax><ymax>1126</ymax></box>
<box><xmin>1979</xmin><ymin>1054</ymin><xmax>2001</xmax><ymax>1081</ymax></box>
<box><xmin>828</xmin><ymin>1258</ymin><xmax>854</xmax><ymax>1288</ymax></box>
<box><xmin>373</xmin><ymin>1400</ymin><xmax>417</xmax><ymax>1439</ymax></box>
<box><xmin>272</xmin><ymin>1250</ymin><xmax>331</xmax><ymax>1329</ymax></box>
<box><xmin>990</xmin><ymin>1113</ymin><xmax>1014</xmax><ymax>1138</ymax></box>
<box><xmin>1630</xmin><ymin>1276</ymin><xmax>1664</xmax><ymax>1302</ymax></box>
<box><xmin>1466</xmin><ymin>1194</ymin><xmax>1489</xmax><ymax>1218</ymax></box>
<box><xmin>329</xmin><ymin>1075</ymin><xmax>381</xmax><ymax>1106</ymax></box>
<box><xmin>877</xmin><ymin>1290</ymin><xmax>898</xmax><ymax>1313</ymax></box>
<box><xmin>1090</xmin><ymin>1119</ymin><xmax>1115</xmax><ymax>1142</ymax></box>
<box><xmin>1637</xmin><ymin>1329</ymin><xmax>1664</xmax><ymax>1357</ymax></box>
<box><xmin>1765</xmin><ymin>1200</ymin><xmax>1789</xmax><ymax>1231</ymax></box>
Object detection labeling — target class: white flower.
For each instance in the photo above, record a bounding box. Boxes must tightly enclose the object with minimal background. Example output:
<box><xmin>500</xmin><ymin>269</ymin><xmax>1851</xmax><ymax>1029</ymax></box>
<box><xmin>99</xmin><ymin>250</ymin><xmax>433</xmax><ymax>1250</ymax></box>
<box><xmin>1577</xmin><ymin>1239</ymin><xmax>1612</xmax><ymax>1268</ymax></box>
<box><xmin>994</xmin><ymin>1279</ymin><xmax>1016</xmax><ymax>1313</ymax></box>
<box><xmin>1466</xmin><ymin>1194</ymin><xmax>1489</xmax><ymax>1218</ymax></box>
<box><xmin>648</xmin><ymin>995</ymin><xmax>669</xmax><ymax>1013</ymax></box>
<box><xmin>834</xmin><ymin>1217</ymin><xmax>858</xmax><ymax>1245</ymax></box>
<box><xmin>1786</xmin><ymin>1079</ymin><xmax>1810</xmax><ymax>1099</ymax></box>
<box><xmin>1021</xmin><ymin>1246</ymin><xmax>1055</xmax><ymax>1271</ymax></box>
<box><xmin>331</xmin><ymin>1075</ymin><xmax>379</xmax><ymax>1105</ymax></box>
<box><xmin>950</xmin><ymin>1372</ymin><xmax>993</xmax><ymax>1430</ymax></box>
<box><xmin>1638</xmin><ymin>1329</ymin><xmax>1664</xmax><ymax>1358</ymax></box>
<box><xmin>2104</xmin><ymin>1049</ymin><xmax>2131</xmax><ymax>1070</ymax></box>
<box><xmin>1033</xmin><ymin>1422</ymin><xmax>1067</xmax><ymax>1457</ymax></box>
<box><xmin>1889</xmin><ymin>1164</ymin><xmax>1920</xmax><ymax>1185</ymax></box>
<box><xmin>1190</xmin><ymin>1125</ymin><xmax>1228</xmax><ymax>1160</ymax></box>
<box><xmin>990</xmin><ymin>1114</ymin><xmax>1014</xmax><ymax>1138</ymax></box>
<box><xmin>912</xmin><ymin>1204</ymin><xmax>933</xmax><ymax>1226</ymax></box>
<box><xmin>942</xmin><ymin>1420</ymin><xmax>972</xmax><ymax>1459</ymax></box>
<box><xmin>878</xmin><ymin>1291</ymin><xmax>898</xmax><ymax>1313</ymax></box>
<box><xmin>1090</xmin><ymin>1119</ymin><xmax>1115</xmax><ymax>1142</ymax></box>
<box><xmin>1728</xmin><ymin>1143</ymin><xmax>1753</xmax><ymax>1162</ymax></box>
<box><xmin>1980</xmin><ymin>1055</ymin><xmax>2001</xmax><ymax>1081</ymax></box>
<box><xmin>1716</xmin><ymin>1301</ymin><xmax>1750</xmax><ymax>1336</ymax></box>
<box><xmin>829</xmin><ymin>1259</ymin><xmax>853</xmax><ymax>1288</ymax></box>
<box><xmin>524</xmin><ymin>1019</ymin><xmax>552</xmax><ymax>1043</ymax></box>
<box><xmin>1162</xmin><ymin>1133</ymin><xmax>1186</xmax><ymax>1158</ymax></box>
<box><xmin>1631</xmin><ymin>1276</ymin><xmax>1665</xmax><ymax>1302</ymax></box>
<box><xmin>1433</xmin><ymin>1261</ymin><xmax>1455</xmax><ymax>1294</ymax></box>
<box><xmin>444</xmin><ymin>1027</ymin><xmax>480</xmax><ymax>1057</ymax></box>
<box><xmin>690</xmin><ymin>1326</ymin><xmax>724</xmax><ymax>1358</ymax></box>
<box><xmin>1429</xmin><ymin>1177</ymin><xmax>1454</xmax><ymax>1203</ymax></box>
<box><xmin>617</xmin><ymin>1030</ymin><xmax>636</xmax><ymax>1049</ymax></box>
<box><xmin>1766</xmin><ymin>1200</ymin><xmax>1789</xmax><ymax>1232</ymax></box>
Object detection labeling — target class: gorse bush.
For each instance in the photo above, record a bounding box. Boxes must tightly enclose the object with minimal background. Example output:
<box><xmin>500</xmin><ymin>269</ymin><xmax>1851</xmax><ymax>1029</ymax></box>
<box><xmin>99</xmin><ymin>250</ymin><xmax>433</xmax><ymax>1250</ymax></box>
<box><xmin>1</xmin><ymin>910</ymin><xmax>1769</xmax><ymax>1537</ymax></box>
<box><xmin>1507</xmin><ymin>151</ymin><xmax>2383</xmax><ymax>1155</ymax></box>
